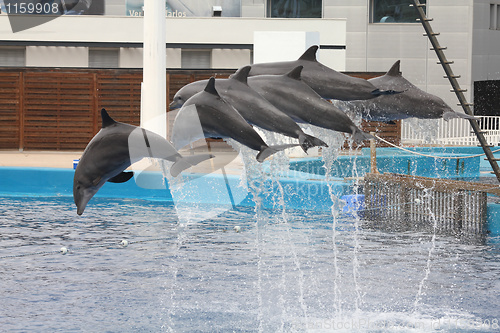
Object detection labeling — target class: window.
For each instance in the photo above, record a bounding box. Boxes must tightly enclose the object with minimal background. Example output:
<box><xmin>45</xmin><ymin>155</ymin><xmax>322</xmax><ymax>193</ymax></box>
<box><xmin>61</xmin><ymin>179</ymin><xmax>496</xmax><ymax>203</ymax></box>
<box><xmin>491</xmin><ymin>4</ymin><xmax>496</xmax><ymax>30</ymax></box>
<box><xmin>0</xmin><ymin>47</ymin><xmax>26</xmax><ymax>66</ymax></box>
<box><xmin>371</xmin><ymin>0</ymin><xmax>426</xmax><ymax>23</ymax></box>
<box><xmin>267</xmin><ymin>0</ymin><xmax>322</xmax><ymax>18</ymax></box>
<box><xmin>181</xmin><ymin>50</ymin><xmax>211</xmax><ymax>69</ymax></box>
<box><xmin>474</xmin><ymin>80</ymin><xmax>500</xmax><ymax>116</ymax></box>
<box><xmin>89</xmin><ymin>48</ymin><xmax>119</xmax><ymax>68</ymax></box>
<box><xmin>497</xmin><ymin>4</ymin><xmax>500</xmax><ymax>30</ymax></box>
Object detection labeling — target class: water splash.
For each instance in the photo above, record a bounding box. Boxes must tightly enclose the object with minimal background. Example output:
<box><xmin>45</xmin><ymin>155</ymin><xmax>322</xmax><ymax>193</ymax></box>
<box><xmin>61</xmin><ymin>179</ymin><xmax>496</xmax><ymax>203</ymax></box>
<box><xmin>308</xmin><ymin>125</ymin><xmax>345</xmax><ymax>317</ymax></box>
<box><xmin>414</xmin><ymin>187</ymin><xmax>438</xmax><ymax>312</ymax></box>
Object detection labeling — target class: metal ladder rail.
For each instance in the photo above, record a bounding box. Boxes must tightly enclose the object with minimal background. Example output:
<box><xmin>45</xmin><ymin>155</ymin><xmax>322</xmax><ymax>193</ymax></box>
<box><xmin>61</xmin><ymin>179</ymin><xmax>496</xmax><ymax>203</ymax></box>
<box><xmin>411</xmin><ymin>0</ymin><xmax>500</xmax><ymax>183</ymax></box>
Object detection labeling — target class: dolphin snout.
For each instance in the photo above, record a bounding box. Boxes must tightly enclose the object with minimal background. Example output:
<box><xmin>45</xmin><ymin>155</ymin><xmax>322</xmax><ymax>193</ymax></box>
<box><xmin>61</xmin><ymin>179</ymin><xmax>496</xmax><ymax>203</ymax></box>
<box><xmin>77</xmin><ymin>206</ymin><xmax>85</xmax><ymax>216</ymax></box>
<box><xmin>169</xmin><ymin>100</ymin><xmax>182</xmax><ymax>110</ymax></box>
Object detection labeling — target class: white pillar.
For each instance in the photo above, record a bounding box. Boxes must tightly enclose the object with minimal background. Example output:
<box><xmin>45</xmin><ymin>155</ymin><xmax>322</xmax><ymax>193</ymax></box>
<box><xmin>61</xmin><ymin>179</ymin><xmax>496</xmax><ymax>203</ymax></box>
<box><xmin>141</xmin><ymin>0</ymin><xmax>166</xmax><ymax>138</ymax></box>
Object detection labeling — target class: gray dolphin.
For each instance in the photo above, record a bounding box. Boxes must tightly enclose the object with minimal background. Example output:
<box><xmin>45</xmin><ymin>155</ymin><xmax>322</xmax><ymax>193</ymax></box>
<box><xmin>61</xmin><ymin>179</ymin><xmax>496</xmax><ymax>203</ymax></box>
<box><xmin>171</xmin><ymin>77</ymin><xmax>297</xmax><ymax>162</ymax></box>
<box><xmin>169</xmin><ymin>66</ymin><xmax>328</xmax><ymax>152</ymax></box>
<box><xmin>351</xmin><ymin>60</ymin><xmax>477</xmax><ymax>121</ymax></box>
<box><xmin>247</xmin><ymin>45</ymin><xmax>399</xmax><ymax>101</ymax></box>
<box><xmin>73</xmin><ymin>109</ymin><xmax>213</xmax><ymax>215</ymax></box>
<box><xmin>247</xmin><ymin>66</ymin><xmax>372</xmax><ymax>142</ymax></box>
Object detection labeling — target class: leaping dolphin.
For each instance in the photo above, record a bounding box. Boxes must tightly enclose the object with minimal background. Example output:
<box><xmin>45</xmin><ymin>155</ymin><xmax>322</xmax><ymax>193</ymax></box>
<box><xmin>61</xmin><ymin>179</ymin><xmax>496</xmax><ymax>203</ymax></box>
<box><xmin>169</xmin><ymin>66</ymin><xmax>328</xmax><ymax>152</ymax></box>
<box><xmin>351</xmin><ymin>60</ymin><xmax>477</xmax><ymax>121</ymax></box>
<box><xmin>171</xmin><ymin>77</ymin><xmax>297</xmax><ymax>161</ymax></box>
<box><xmin>246</xmin><ymin>45</ymin><xmax>399</xmax><ymax>101</ymax></box>
<box><xmin>73</xmin><ymin>109</ymin><xmax>213</xmax><ymax>215</ymax></box>
<box><xmin>247</xmin><ymin>66</ymin><xmax>372</xmax><ymax>142</ymax></box>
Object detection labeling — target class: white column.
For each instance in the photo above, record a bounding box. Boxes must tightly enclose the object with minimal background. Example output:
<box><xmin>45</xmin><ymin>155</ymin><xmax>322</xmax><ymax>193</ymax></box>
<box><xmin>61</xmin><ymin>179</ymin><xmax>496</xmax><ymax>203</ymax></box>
<box><xmin>141</xmin><ymin>0</ymin><xmax>166</xmax><ymax>138</ymax></box>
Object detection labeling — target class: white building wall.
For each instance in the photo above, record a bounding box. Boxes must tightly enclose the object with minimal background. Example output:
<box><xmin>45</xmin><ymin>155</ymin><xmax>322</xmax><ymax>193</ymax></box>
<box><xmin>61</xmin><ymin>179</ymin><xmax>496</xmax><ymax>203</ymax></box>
<box><xmin>212</xmin><ymin>49</ymin><xmax>252</xmax><ymax>68</ymax></box>
<box><xmin>473</xmin><ymin>0</ymin><xmax>500</xmax><ymax>81</ymax></box>
<box><xmin>26</xmin><ymin>46</ymin><xmax>88</xmax><ymax>67</ymax></box>
<box><xmin>323</xmin><ymin>0</ymin><xmax>368</xmax><ymax>72</ymax></box>
<box><xmin>0</xmin><ymin>15</ymin><xmax>345</xmax><ymax>70</ymax></box>
<box><xmin>119</xmin><ymin>47</ymin><xmax>143</xmax><ymax>68</ymax></box>
<box><xmin>105</xmin><ymin>0</ymin><xmax>126</xmax><ymax>16</ymax></box>
<box><xmin>241</xmin><ymin>0</ymin><xmax>266</xmax><ymax>17</ymax></box>
<box><xmin>323</xmin><ymin>1</ymin><xmax>475</xmax><ymax>115</ymax></box>
<box><xmin>166</xmin><ymin>48</ymin><xmax>182</xmax><ymax>68</ymax></box>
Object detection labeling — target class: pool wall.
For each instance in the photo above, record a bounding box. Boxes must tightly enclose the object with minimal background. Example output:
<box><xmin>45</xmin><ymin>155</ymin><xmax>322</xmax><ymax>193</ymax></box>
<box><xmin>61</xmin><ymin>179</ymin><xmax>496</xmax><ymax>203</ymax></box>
<box><xmin>289</xmin><ymin>147</ymin><xmax>483</xmax><ymax>179</ymax></box>
<box><xmin>1</xmin><ymin>156</ymin><xmax>498</xmax><ymax>236</ymax></box>
<box><xmin>0</xmin><ymin>167</ymin><xmax>354</xmax><ymax>213</ymax></box>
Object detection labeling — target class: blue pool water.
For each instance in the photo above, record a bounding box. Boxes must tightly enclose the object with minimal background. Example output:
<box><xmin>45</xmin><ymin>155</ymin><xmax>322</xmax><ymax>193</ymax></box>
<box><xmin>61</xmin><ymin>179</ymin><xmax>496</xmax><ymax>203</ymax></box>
<box><xmin>1</xmin><ymin>195</ymin><xmax>500</xmax><ymax>332</ymax></box>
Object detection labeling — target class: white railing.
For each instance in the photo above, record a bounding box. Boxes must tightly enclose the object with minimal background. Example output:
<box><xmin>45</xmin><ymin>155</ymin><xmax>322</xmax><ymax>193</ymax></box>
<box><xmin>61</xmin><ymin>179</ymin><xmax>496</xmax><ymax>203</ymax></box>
<box><xmin>401</xmin><ymin>116</ymin><xmax>500</xmax><ymax>146</ymax></box>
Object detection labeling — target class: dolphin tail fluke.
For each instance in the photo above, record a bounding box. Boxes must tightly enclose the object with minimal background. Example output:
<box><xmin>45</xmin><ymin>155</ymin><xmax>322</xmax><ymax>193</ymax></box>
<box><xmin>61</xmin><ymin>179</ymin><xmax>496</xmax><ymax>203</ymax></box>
<box><xmin>351</xmin><ymin>128</ymin><xmax>374</xmax><ymax>143</ymax></box>
<box><xmin>256</xmin><ymin>144</ymin><xmax>298</xmax><ymax>162</ymax></box>
<box><xmin>371</xmin><ymin>88</ymin><xmax>404</xmax><ymax>97</ymax></box>
<box><xmin>443</xmin><ymin>111</ymin><xmax>478</xmax><ymax>121</ymax></box>
<box><xmin>298</xmin><ymin>133</ymin><xmax>329</xmax><ymax>152</ymax></box>
<box><xmin>170</xmin><ymin>154</ymin><xmax>214</xmax><ymax>177</ymax></box>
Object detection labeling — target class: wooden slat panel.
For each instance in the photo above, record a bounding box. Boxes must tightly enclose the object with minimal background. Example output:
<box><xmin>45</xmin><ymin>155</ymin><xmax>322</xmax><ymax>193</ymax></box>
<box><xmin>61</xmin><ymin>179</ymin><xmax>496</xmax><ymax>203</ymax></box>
<box><xmin>96</xmin><ymin>73</ymin><xmax>142</xmax><ymax>127</ymax></box>
<box><xmin>361</xmin><ymin>120</ymin><xmax>401</xmax><ymax>147</ymax></box>
<box><xmin>23</xmin><ymin>72</ymin><xmax>95</xmax><ymax>150</ymax></box>
<box><xmin>0</xmin><ymin>68</ymin><xmax>401</xmax><ymax>151</ymax></box>
<box><xmin>0</xmin><ymin>72</ymin><xmax>21</xmax><ymax>149</ymax></box>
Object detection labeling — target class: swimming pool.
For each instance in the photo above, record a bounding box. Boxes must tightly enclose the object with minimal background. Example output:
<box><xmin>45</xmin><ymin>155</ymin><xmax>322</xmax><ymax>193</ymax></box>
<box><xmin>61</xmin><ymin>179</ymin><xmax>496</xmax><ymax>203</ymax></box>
<box><xmin>1</xmin><ymin>195</ymin><xmax>499</xmax><ymax>332</ymax></box>
<box><xmin>1</xmin><ymin>145</ymin><xmax>500</xmax><ymax>332</ymax></box>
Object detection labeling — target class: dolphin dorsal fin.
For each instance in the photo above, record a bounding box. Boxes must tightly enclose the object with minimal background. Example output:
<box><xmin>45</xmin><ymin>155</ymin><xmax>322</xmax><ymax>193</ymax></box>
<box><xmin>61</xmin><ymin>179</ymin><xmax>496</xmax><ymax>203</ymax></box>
<box><xmin>387</xmin><ymin>60</ymin><xmax>402</xmax><ymax>77</ymax></box>
<box><xmin>204</xmin><ymin>77</ymin><xmax>220</xmax><ymax>96</ymax></box>
<box><xmin>298</xmin><ymin>45</ymin><xmax>319</xmax><ymax>62</ymax></box>
<box><xmin>286</xmin><ymin>66</ymin><xmax>303</xmax><ymax>80</ymax></box>
<box><xmin>101</xmin><ymin>108</ymin><xmax>116</xmax><ymax>128</ymax></box>
<box><xmin>231</xmin><ymin>66</ymin><xmax>251</xmax><ymax>84</ymax></box>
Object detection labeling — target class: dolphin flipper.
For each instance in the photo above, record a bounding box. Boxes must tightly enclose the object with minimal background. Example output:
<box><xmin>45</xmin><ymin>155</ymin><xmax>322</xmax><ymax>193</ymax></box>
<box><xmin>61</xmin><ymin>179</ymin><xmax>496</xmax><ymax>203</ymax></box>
<box><xmin>256</xmin><ymin>144</ymin><xmax>299</xmax><ymax>162</ymax></box>
<box><xmin>443</xmin><ymin>111</ymin><xmax>477</xmax><ymax>121</ymax></box>
<box><xmin>108</xmin><ymin>171</ymin><xmax>134</xmax><ymax>183</ymax></box>
<box><xmin>351</xmin><ymin>128</ymin><xmax>374</xmax><ymax>143</ymax></box>
<box><xmin>171</xmin><ymin>154</ymin><xmax>214</xmax><ymax>177</ymax></box>
<box><xmin>298</xmin><ymin>133</ymin><xmax>328</xmax><ymax>152</ymax></box>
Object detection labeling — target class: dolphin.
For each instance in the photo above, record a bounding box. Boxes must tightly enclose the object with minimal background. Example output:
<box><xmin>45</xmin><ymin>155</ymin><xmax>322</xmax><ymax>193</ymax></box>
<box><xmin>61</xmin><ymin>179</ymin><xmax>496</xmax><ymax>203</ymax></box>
<box><xmin>246</xmin><ymin>66</ymin><xmax>372</xmax><ymax>142</ymax></box>
<box><xmin>73</xmin><ymin>109</ymin><xmax>213</xmax><ymax>215</ymax></box>
<box><xmin>171</xmin><ymin>77</ymin><xmax>297</xmax><ymax>162</ymax></box>
<box><xmin>246</xmin><ymin>45</ymin><xmax>399</xmax><ymax>101</ymax></box>
<box><xmin>169</xmin><ymin>66</ymin><xmax>328</xmax><ymax>152</ymax></box>
<box><xmin>350</xmin><ymin>60</ymin><xmax>477</xmax><ymax>121</ymax></box>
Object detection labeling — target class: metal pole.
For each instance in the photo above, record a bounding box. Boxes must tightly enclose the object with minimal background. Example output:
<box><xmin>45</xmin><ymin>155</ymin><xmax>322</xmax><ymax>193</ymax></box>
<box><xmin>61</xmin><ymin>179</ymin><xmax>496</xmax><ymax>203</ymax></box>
<box><xmin>141</xmin><ymin>0</ymin><xmax>166</xmax><ymax>138</ymax></box>
<box><xmin>411</xmin><ymin>0</ymin><xmax>500</xmax><ymax>183</ymax></box>
<box><xmin>370</xmin><ymin>132</ymin><xmax>379</xmax><ymax>174</ymax></box>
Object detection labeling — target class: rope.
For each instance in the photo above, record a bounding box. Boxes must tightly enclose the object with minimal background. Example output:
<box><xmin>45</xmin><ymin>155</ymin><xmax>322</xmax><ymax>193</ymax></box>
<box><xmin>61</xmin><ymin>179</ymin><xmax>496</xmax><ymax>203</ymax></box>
<box><xmin>374</xmin><ymin>134</ymin><xmax>500</xmax><ymax>159</ymax></box>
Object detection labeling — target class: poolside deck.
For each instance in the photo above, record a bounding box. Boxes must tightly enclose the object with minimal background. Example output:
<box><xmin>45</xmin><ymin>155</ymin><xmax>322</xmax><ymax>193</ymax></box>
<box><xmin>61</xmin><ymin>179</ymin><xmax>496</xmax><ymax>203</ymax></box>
<box><xmin>0</xmin><ymin>145</ymin><xmax>246</xmax><ymax>175</ymax></box>
<box><xmin>0</xmin><ymin>150</ymin><xmax>82</xmax><ymax>169</ymax></box>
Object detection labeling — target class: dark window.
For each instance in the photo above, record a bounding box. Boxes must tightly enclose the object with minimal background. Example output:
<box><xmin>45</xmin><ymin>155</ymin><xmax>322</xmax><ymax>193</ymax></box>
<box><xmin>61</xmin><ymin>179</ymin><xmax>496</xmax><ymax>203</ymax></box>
<box><xmin>89</xmin><ymin>48</ymin><xmax>119</xmax><ymax>68</ymax></box>
<box><xmin>181</xmin><ymin>50</ymin><xmax>211</xmax><ymax>69</ymax></box>
<box><xmin>371</xmin><ymin>0</ymin><xmax>426</xmax><ymax>23</ymax></box>
<box><xmin>474</xmin><ymin>80</ymin><xmax>500</xmax><ymax>116</ymax></box>
<box><xmin>0</xmin><ymin>47</ymin><xmax>25</xmax><ymax>66</ymax></box>
<box><xmin>268</xmin><ymin>0</ymin><xmax>322</xmax><ymax>18</ymax></box>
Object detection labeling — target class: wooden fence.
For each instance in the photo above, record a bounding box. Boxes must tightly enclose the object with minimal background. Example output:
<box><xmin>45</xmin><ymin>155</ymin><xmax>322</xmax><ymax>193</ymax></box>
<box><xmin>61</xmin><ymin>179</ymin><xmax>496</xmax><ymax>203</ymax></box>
<box><xmin>0</xmin><ymin>68</ymin><xmax>399</xmax><ymax>151</ymax></box>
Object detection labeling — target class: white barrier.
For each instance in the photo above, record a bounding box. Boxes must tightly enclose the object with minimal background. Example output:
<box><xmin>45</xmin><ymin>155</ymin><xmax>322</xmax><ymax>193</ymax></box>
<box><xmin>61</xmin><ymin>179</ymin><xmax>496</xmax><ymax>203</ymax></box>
<box><xmin>401</xmin><ymin>116</ymin><xmax>500</xmax><ymax>146</ymax></box>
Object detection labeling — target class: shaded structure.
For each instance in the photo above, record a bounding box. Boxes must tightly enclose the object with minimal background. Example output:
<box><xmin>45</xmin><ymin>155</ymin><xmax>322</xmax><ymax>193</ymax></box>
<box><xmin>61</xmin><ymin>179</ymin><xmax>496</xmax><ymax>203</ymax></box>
<box><xmin>364</xmin><ymin>173</ymin><xmax>495</xmax><ymax>243</ymax></box>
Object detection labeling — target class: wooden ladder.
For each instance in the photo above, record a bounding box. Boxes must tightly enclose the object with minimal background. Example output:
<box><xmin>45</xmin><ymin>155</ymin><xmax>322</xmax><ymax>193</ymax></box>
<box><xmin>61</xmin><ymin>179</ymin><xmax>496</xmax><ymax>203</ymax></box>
<box><xmin>411</xmin><ymin>0</ymin><xmax>500</xmax><ymax>183</ymax></box>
